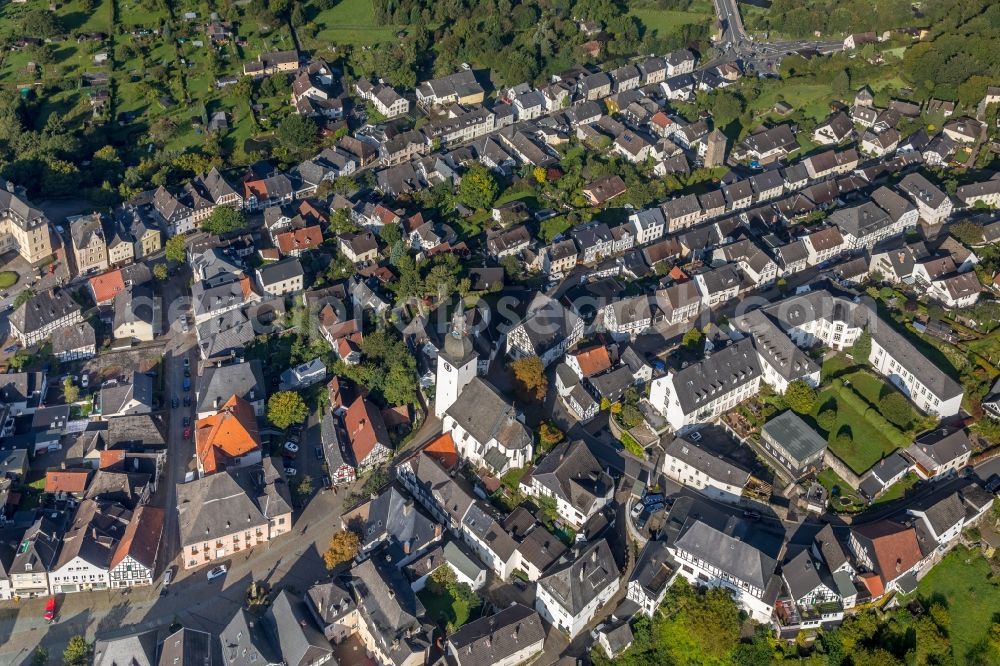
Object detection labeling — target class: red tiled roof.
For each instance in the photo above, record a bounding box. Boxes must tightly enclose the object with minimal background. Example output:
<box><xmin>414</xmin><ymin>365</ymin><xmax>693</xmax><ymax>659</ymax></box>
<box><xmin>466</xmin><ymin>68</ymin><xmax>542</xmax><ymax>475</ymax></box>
<box><xmin>571</xmin><ymin>346</ymin><xmax>612</xmax><ymax>377</ymax></box>
<box><xmin>110</xmin><ymin>505</ymin><xmax>165</xmax><ymax>569</ymax></box>
<box><xmin>344</xmin><ymin>396</ymin><xmax>389</xmax><ymax>465</ymax></box>
<box><xmin>99</xmin><ymin>450</ymin><xmax>126</xmax><ymax>471</ymax></box>
<box><xmin>45</xmin><ymin>470</ymin><xmax>92</xmax><ymax>493</ymax></box>
<box><xmin>421</xmin><ymin>432</ymin><xmax>458</xmax><ymax>470</ymax></box>
<box><xmin>275</xmin><ymin>225</ymin><xmax>323</xmax><ymax>255</ymax></box>
<box><xmin>854</xmin><ymin>521</ymin><xmax>923</xmax><ymax>585</ymax></box>
<box><xmin>89</xmin><ymin>269</ymin><xmax>126</xmax><ymax>304</ymax></box>
<box><xmin>195</xmin><ymin>395</ymin><xmax>261</xmax><ymax>474</ymax></box>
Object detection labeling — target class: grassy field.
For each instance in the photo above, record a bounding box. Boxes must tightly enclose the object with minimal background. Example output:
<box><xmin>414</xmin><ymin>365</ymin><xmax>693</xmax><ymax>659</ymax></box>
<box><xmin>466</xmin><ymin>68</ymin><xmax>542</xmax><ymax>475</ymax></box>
<box><xmin>629</xmin><ymin>5</ymin><xmax>714</xmax><ymax>37</ymax></box>
<box><xmin>912</xmin><ymin>546</ymin><xmax>1000</xmax><ymax>664</ymax></box>
<box><xmin>418</xmin><ymin>585</ymin><xmax>481</xmax><ymax>632</ymax></box>
<box><xmin>814</xmin><ymin>383</ymin><xmax>900</xmax><ymax>474</ymax></box>
<box><xmin>306</xmin><ymin>0</ymin><xmax>400</xmax><ymax>47</ymax></box>
<box><xmin>816</xmin><ymin>467</ymin><xmax>864</xmax><ymax>513</ymax></box>
<box><xmin>871</xmin><ymin>471</ymin><xmax>919</xmax><ymax>506</ymax></box>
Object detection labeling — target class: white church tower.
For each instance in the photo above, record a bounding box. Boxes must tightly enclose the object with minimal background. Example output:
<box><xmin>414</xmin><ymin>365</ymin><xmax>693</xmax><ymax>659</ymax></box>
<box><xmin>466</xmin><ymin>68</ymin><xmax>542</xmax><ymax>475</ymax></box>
<box><xmin>434</xmin><ymin>308</ymin><xmax>478</xmax><ymax>418</ymax></box>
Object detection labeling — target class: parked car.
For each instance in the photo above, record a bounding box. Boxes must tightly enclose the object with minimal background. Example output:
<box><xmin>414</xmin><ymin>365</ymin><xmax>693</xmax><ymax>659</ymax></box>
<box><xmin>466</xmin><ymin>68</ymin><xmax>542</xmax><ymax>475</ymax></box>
<box><xmin>44</xmin><ymin>597</ymin><xmax>57</xmax><ymax>622</ymax></box>
<box><xmin>183</xmin><ymin>396</ymin><xmax>190</xmax><ymax>407</ymax></box>
<box><xmin>642</xmin><ymin>493</ymin><xmax>665</xmax><ymax>506</ymax></box>
<box><xmin>207</xmin><ymin>565</ymin><xmax>227</xmax><ymax>581</ymax></box>
<box><xmin>630</xmin><ymin>501</ymin><xmax>644</xmax><ymax>519</ymax></box>
<box><xmin>284</xmin><ymin>467</ymin><xmax>297</xmax><ymax>477</ymax></box>
<box><xmin>172</xmin><ymin>397</ymin><xmax>179</xmax><ymax>409</ymax></box>
<box><xmin>183</xmin><ymin>428</ymin><xmax>191</xmax><ymax>440</ymax></box>
<box><xmin>81</xmin><ymin>374</ymin><xmax>89</xmax><ymax>389</ymax></box>
<box><xmin>322</xmin><ymin>475</ymin><xmax>332</xmax><ymax>488</ymax></box>
<box><xmin>182</xmin><ymin>416</ymin><xmax>190</xmax><ymax>427</ymax></box>
<box><xmin>284</xmin><ymin>441</ymin><xmax>299</xmax><ymax>454</ymax></box>
<box><xmin>986</xmin><ymin>474</ymin><xmax>1000</xmax><ymax>494</ymax></box>
<box><xmin>743</xmin><ymin>510</ymin><xmax>761</xmax><ymax>521</ymax></box>
<box><xmin>183</xmin><ymin>357</ymin><xmax>190</xmax><ymax>368</ymax></box>
<box><xmin>314</xmin><ymin>447</ymin><xmax>324</xmax><ymax>460</ymax></box>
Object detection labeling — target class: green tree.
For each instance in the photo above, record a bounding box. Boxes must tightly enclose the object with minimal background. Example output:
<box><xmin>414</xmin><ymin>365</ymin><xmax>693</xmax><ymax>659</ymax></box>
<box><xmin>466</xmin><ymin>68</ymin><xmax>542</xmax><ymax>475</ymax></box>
<box><xmin>12</xmin><ymin>288</ymin><xmax>36</xmax><ymax>309</ymax></box>
<box><xmin>165</xmin><ymin>235</ymin><xmax>186</xmax><ymax>263</ymax></box>
<box><xmin>276</xmin><ymin>114</ymin><xmax>318</xmax><ymax>158</ymax></box>
<box><xmin>784</xmin><ymin>380</ymin><xmax>817</xmax><ymax>414</ymax></box>
<box><xmin>879</xmin><ymin>392</ymin><xmax>913</xmax><ymax>428</ymax></box>
<box><xmin>850</xmin><ymin>329</ymin><xmax>871</xmax><ymax>365</ymax></box>
<box><xmin>817</xmin><ymin>408</ymin><xmax>837</xmax><ymax>431</ymax></box>
<box><xmin>63</xmin><ymin>635</ymin><xmax>91</xmax><ymax>666</ymax></box>
<box><xmin>153</xmin><ymin>263</ymin><xmax>169</xmax><ymax>281</ymax></box>
<box><xmin>681</xmin><ymin>327</ymin><xmax>704</xmax><ymax>351</ymax></box>
<box><xmin>30</xmin><ymin>647</ymin><xmax>48</xmax><ymax>666</ymax></box>
<box><xmin>267</xmin><ymin>391</ymin><xmax>308</xmax><ymax>429</ymax></box>
<box><xmin>458</xmin><ymin>163</ymin><xmax>499</xmax><ymax>210</ymax></box>
<box><xmin>952</xmin><ymin>221</ymin><xmax>985</xmax><ymax>245</ymax></box>
<box><xmin>63</xmin><ymin>377</ymin><xmax>79</xmax><ymax>403</ymax></box>
<box><xmin>201</xmin><ymin>206</ymin><xmax>245</xmax><ymax>235</ymax></box>
<box><xmin>329</xmin><ymin>208</ymin><xmax>360</xmax><ymax>234</ymax></box>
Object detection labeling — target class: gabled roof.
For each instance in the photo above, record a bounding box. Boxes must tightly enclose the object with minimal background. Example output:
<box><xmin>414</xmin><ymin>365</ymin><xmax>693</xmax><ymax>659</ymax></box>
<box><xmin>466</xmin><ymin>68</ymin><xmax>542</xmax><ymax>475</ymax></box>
<box><xmin>194</xmin><ymin>395</ymin><xmax>261</xmax><ymax>474</ymax></box>
<box><xmin>344</xmin><ymin>396</ymin><xmax>390</xmax><ymax>464</ymax></box>
<box><xmin>569</xmin><ymin>346</ymin><xmax>612</xmax><ymax>377</ymax></box>
<box><xmin>850</xmin><ymin>520</ymin><xmax>922</xmax><ymax>585</ymax></box>
<box><xmin>531</xmin><ymin>441</ymin><xmax>612</xmax><ymax>517</ymax></box>
<box><xmin>538</xmin><ymin>539</ymin><xmax>618</xmax><ymax>616</ymax></box>
<box><xmin>447</xmin><ymin>603</ymin><xmax>544</xmax><ymax>665</ymax></box>
<box><xmin>109</xmin><ymin>505</ymin><xmax>164</xmax><ymax>569</ymax></box>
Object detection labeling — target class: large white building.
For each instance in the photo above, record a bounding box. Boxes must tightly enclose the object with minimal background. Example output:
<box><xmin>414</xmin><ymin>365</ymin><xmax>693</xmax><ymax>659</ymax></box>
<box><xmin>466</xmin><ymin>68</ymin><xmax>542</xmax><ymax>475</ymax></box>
<box><xmin>443</xmin><ymin>377</ymin><xmax>533</xmax><ymax>474</ymax></box>
<box><xmin>535</xmin><ymin>539</ymin><xmax>620</xmax><ymax>638</ymax></box>
<box><xmin>669</xmin><ymin>512</ymin><xmax>777</xmax><ymax>623</ymax></box>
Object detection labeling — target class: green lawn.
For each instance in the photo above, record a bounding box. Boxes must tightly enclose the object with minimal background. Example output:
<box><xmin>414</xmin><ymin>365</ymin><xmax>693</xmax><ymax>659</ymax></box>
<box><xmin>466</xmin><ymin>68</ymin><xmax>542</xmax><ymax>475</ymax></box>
<box><xmin>629</xmin><ymin>7</ymin><xmax>713</xmax><ymax>36</ymax></box>
<box><xmin>911</xmin><ymin>547</ymin><xmax>1000</xmax><ymax>664</ymax></box>
<box><xmin>814</xmin><ymin>384</ymin><xmax>900</xmax><ymax>475</ymax></box>
<box><xmin>0</xmin><ymin>271</ymin><xmax>18</xmax><ymax>289</ymax></box>
<box><xmin>418</xmin><ymin>585</ymin><xmax>480</xmax><ymax>632</ymax></box>
<box><xmin>306</xmin><ymin>0</ymin><xmax>401</xmax><ymax>47</ymax></box>
<box><xmin>871</xmin><ymin>471</ymin><xmax>919</xmax><ymax>506</ymax></box>
<box><xmin>816</xmin><ymin>467</ymin><xmax>864</xmax><ymax>513</ymax></box>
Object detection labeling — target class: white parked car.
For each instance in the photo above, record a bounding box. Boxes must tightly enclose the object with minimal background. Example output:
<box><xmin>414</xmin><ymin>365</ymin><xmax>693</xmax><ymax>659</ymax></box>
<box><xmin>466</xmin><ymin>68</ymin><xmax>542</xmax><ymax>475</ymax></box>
<box><xmin>283</xmin><ymin>441</ymin><xmax>299</xmax><ymax>454</ymax></box>
<box><xmin>630</xmin><ymin>501</ymin><xmax>644</xmax><ymax>520</ymax></box>
<box><xmin>284</xmin><ymin>467</ymin><xmax>297</xmax><ymax>477</ymax></box>
<box><xmin>207</xmin><ymin>565</ymin><xmax>228</xmax><ymax>581</ymax></box>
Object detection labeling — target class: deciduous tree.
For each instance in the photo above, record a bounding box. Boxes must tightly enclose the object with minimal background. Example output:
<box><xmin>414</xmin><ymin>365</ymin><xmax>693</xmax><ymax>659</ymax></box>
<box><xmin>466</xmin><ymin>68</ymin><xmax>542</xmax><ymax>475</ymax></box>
<box><xmin>511</xmin><ymin>356</ymin><xmax>547</xmax><ymax>401</ymax></box>
<box><xmin>784</xmin><ymin>380</ymin><xmax>817</xmax><ymax>414</ymax></box>
<box><xmin>267</xmin><ymin>391</ymin><xmax>308</xmax><ymax>429</ymax></box>
<box><xmin>323</xmin><ymin>530</ymin><xmax>360</xmax><ymax>569</ymax></box>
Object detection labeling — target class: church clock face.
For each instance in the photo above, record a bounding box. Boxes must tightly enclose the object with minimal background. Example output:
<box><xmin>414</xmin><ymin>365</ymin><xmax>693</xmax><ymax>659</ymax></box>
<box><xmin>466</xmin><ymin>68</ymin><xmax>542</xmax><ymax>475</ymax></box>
<box><xmin>444</xmin><ymin>362</ymin><xmax>452</xmax><ymax>372</ymax></box>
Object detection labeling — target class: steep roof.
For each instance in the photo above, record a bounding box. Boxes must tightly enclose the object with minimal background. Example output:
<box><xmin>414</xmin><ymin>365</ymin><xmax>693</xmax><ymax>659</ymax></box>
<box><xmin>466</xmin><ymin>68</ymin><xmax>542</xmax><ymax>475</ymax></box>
<box><xmin>445</xmin><ymin>377</ymin><xmax>531</xmax><ymax>451</ymax></box>
<box><xmin>851</xmin><ymin>520</ymin><xmax>922</xmax><ymax>585</ymax></box>
<box><xmin>194</xmin><ymin>395</ymin><xmax>261</xmax><ymax>475</ymax></box>
<box><xmin>344</xmin><ymin>396</ymin><xmax>390</xmax><ymax>464</ymax></box>
<box><xmin>447</xmin><ymin>603</ymin><xmax>544</xmax><ymax>666</ymax></box>
<box><xmin>538</xmin><ymin>539</ymin><xmax>618</xmax><ymax>616</ymax></box>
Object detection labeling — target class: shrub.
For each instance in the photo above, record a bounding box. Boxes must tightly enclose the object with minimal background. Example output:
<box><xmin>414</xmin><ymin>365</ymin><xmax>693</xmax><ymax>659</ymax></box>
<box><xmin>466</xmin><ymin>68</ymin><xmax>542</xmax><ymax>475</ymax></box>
<box><xmin>785</xmin><ymin>380</ymin><xmax>817</xmax><ymax>414</ymax></box>
<box><xmin>879</xmin><ymin>392</ymin><xmax>914</xmax><ymax>429</ymax></box>
<box><xmin>817</xmin><ymin>409</ymin><xmax>837</xmax><ymax>431</ymax></box>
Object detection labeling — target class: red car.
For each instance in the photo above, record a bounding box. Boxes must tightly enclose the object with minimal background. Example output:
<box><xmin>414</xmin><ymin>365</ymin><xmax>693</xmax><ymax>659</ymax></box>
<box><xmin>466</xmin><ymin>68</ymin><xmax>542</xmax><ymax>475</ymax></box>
<box><xmin>44</xmin><ymin>597</ymin><xmax>56</xmax><ymax>622</ymax></box>
<box><xmin>183</xmin><ymin>428</ymin><xmax>191</xmax><ymax>440</ymax></box>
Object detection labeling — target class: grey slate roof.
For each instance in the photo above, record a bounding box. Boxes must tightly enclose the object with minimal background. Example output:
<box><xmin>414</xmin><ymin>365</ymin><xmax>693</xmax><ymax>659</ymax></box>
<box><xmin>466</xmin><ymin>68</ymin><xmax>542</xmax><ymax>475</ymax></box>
<box><xmin>348</xmin><ymin>556</ymin><xmax>430</xmax><ymax>664</ymax></box>
<box><xmin>463</xmin><ymin>501</ymin><xmax>518</xmax><ymax>561</ymax></box>
<box><xmin>9</xmin><ymin>288</ymin><xmax>80</xmax><ymax>334</ymax></box>
<box><xmin>220</xmin><ymin>607</ymin><xmax>281</xmax><ymax>666</ymax></box>
<box><xmin>908</xmin><ymin>426</ymin><xmax>970</xmax><ymax>467</ymax></box>
<box><xmin>93</xmin><ymin>629</ymin><xmax>159</xmax><ymax>666</ymax></box>
<box><xmin>158</xmin><ymin>628</ymin><xmax>213</xmax><ymax>666</ymax></box>
<box><xmin>664</xmin><ymin>433</ymin><xmax>751</xmax><ymax>487</ymax></box>
<box><xmin>669</xmin><ymin>337</ymin><xmax>762</xmax><ymax>413</ymax></box>
<box><xmin>445</xmin><ymin>377</ymin><xmax>531</xmax><ymax>451</ymax></box>
<box><xmin>782</xmin><ymin>547</ymin><xmax>832</xmax><ymax>603</ymax></box>
<box><xmin>910</xmin><ymin>492</ymin><xmax>965</xmax><ymax>536</ymax></box>
<box><xmin>264</xmin><ymin>589</ymin><xmax>332</xmax><ymax>666</ymax></box>
<box><xmin>197</xmin><ymin>360</ymin><xmax>265</xmax><ymax>414</ymax></box>
<box><xmin>673</xmin><ymin>516</ymin><xmax>776</xmax><ymax>591</ymax></box>
<box><xmin>629</xmin><ymin>539</ymin><xmax>675</xmax><ymax>598</ymax></box>
<box><xmin>761</xmin><ymin>410</ymin><xmax>828</xmax><ymax>464</ymax></box>
<box><xmin>447</xmin><ymin>603</ymin><xmax>544</xmax><ymax>666</ymax></box>
<box><xmin>531</xmin><ymin>441</ymin><xmax>612</xmax><ymax>517</ymax></box>
<box><xmin>538</xmin><ymin>539</ymin><xmax>618</xmax><ymax>616</ymax></box>
<box><xmin>258</xmin><ymin>257</ymin><xmax>304</xmax><ymax>286</ymax></box>
<box><xmin>829</xmin><ymin>201</ymin><xmax>891</xmax><ymax>239</ymax></box>
<box><xmin>355</xmin><ymin>484</ymin><xmax>440</xmax><ymax>560</ymax></box>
